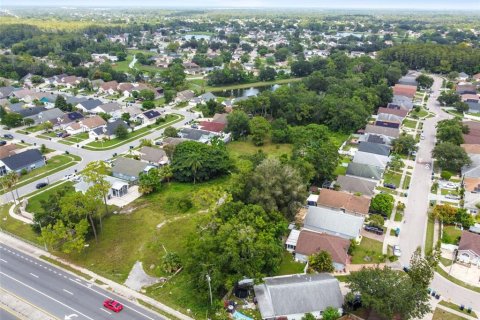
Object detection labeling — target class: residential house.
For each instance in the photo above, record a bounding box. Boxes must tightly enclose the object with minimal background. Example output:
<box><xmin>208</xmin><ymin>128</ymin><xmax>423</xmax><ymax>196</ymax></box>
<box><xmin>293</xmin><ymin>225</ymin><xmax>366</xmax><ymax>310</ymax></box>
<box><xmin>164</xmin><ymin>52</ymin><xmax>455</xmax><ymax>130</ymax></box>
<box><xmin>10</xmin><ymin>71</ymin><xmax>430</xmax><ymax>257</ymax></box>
<box><xmin>53</xmin><ymin>111</ymin><xmax>84</xmax><ymax>128</ymax></box>
<box><xmin>316</xmin><ymin>189</ymin><xmax>371</xmax><ymax>216</ymax></box>
<box><xmin>90</xmin><ymin>102</ymin><xmax>123</xmax><ymax>116</ymax></box>
<box><xmin>182</xmin><ymin>62</ymin><xmax>201</xmax><ymax>74</ymax></box>
<box><xmin>111</xmin><ymin>157</ymin><xmax>150</xmax><ymax>183</ymax></box>
<box><xmin>456</xmin><ymin>84</ymin><xmax>477</xmax><ymax>95</ymax></box>
<box><xmin>0</xmin><ymin>149</ymin><xmax>45</xmax><ymax>176</ymax></box>
<box><xmin>89</xmin><ymin>119</ymin><xmax>128</xmax><ymax>139</ymax></box>
<box><xmin>254</xmin><ymin>273</ymin><xmax>343</xmax><ymax>320</ymax></box>
<box><xmin>463</xmin><ymin>121</ymin><xmax>480</xmax><ymax>144</ymax></box>
<box><xmin>375</xmin><ymin>113</ymin><xmax>403</xmax><ymax>129</ymax></box>
<box><xmin>358</xmin><ymin>141</ymin><xmax>391</xmax><ymax>156</ymax></box>
<box><xmin>458</xmin><ymin>72</ymin><xmax>469</xmax><ymax>82</ymax></box>
<box><xmin>162</xmin><ymin>137</ymin><xmax>187</xmax><ymax>146</ymax></box>
<box><xmin>353</xmin><ymin>151</ymin><xmax>389</xmax><ymax>169</ymax></box>
<box><xmin>118</xmin><ymin>82</ymin><xmax>135</xmax><ymax>97</ymax></box>
<box><xmin>25</xmin><ymin>108</ymin><xmax>65</xmax><ymax>125</ymax></box>
<box><xmin>74</xmin><ymin>175</ymin><xmax>129</xmax><ymax>198</ymax></box>
<box><xmin>136</xmin><ymin>110</ymin><xmax>161</xmax><ymax>124</ymax></box>
<box><xmin>461</xmin><ymin>94</ymin><xmax>479</xmax><ymax>103</ymax></box>
<box><xmin>377</xmin><ymin>107</ymin><xmax>408</xmax><ymax>118</ymax></box>
<box><xmin>461</xmin><ymin>144</ymin><xmax>480</xmax><ymax>178</ymax></box>
<box><xmin>0</xmin><ymin>144</ymin><xmax>18</xmax><ymax>160</ymax></box>
<box><xmin>16</xmin><ymin>106</ymin><xmax>48</xmax><ymax>119</ymax></box>
<box><xmin>291</xmin><ymin>230</ymin><xmax>350</xmax><ymax>271</ymax></box>
<box><xmin>466</xmin><ymin>101</ymin><xmax>480</xmax><ymax>114</ymax></box>
<box><xmin>65</xmin><ymin>96</ymin><xmax>89</xmax><ymax>106</ymax></box>
<box><xmin>65</xmin><ymin>116</ymin><xmax>106</xmax><ymax>134</ymax></box>
<box><xmin>398</xmin><ymin>71</ymin><xmax>419</xmax><ymax>86</ymax></box>
<box><xmin>358</xmin><ymin>133</ymin><xmax>393</xmax><ymax>146</ymax></box>
<box><xmin>463</xmin><ymin>177</ymin><xmax>480</xmax><ymax>215</ymax></box>
<box><xmin>192</xmin><ymin>92</ymin><xmax>217</xmax><ymax>105</ymax></box>
<box><xmin>457</xmin><ymin>231</ymin><xmax>480</xmax><ymax>266</ymax></box>
<box><xmin>75</xmin><ymin>99</ymin><xmax>103</xmax><ymax>113</ymax></box>
<box><xmin>178</xmin><ymin>128</ymin><xmax>216</xmax><ymax>143</ymax></box>
<box><xmin>175</xmin><ymin>90</ymin><xmax>195</xmax><ymax>103</ymax></box>
<box><xmin>137</xmin><ymin>146</ymin><xmax>169</xmax><ymax>166</ymax></box>
<box><xmin>335</xmin><ymin>175</ymin><xmax>377</xmax><ymax>197</ymax></box>
<box><xmin>392</xmin><ymin>84</ymin><xmax>417</xmax><ymax>99</ymax></box>
<box><xmin>346</xmin><ymin>162</ymin><xmax>384</xmax><ymax>181</ymax></box>
<box><xmin>364</xmin><ymin>124</ymin><xmax>400</xmax><ymax>138</ymax></box>
<box><xmin>0</xmin><ymin>86</ymin><xmax>16</xmax><ymax>99</ymax></box>
<box><xmin>303</xmin><ymin>206</ymin><xmax>365</xmax><ymax>241</ymax></box>
<box><xmin>99</xmin><ymin>81</ymin><xmax>119</xmax><ymax>95</ymax></box>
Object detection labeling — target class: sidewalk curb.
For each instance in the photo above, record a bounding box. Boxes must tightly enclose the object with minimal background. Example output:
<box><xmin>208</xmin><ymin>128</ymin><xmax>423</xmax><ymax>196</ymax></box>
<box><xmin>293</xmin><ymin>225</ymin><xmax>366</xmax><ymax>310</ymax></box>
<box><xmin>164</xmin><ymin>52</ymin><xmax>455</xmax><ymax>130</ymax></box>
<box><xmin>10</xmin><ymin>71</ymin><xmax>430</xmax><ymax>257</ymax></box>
<box><xmin>0</xmin><ymin>231</ymin><xmax>194</xmax><ymax>320</ymax></box>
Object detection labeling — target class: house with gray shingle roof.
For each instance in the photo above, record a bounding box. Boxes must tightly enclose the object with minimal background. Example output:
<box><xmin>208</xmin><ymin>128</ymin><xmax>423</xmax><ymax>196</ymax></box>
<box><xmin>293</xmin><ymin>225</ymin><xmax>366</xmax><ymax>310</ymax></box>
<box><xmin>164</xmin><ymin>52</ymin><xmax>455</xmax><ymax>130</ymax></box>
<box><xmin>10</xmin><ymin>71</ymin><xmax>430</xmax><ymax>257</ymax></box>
<box><xmin>254</xmin><ymin>273</ymin><xmax>343</xmax><ymax>320</ymax></box>
<box><xmin>304</xmin><ymin>206</ymin><xmax>365</xmax><ymax>240</ymax></box>
<box><xmin>346</xmin><ymin>162</ymin><xmax>384</xmax><ymax>181</ymax></box>
<box><xmin>335</xmin><ymin>175</ymin><xmax>377</xmax><ymax>197</ymax></box>
<box><xmin>111</xmin><ymin>157</ymin><xmax>150</xmax><ymax>183</ymax></box>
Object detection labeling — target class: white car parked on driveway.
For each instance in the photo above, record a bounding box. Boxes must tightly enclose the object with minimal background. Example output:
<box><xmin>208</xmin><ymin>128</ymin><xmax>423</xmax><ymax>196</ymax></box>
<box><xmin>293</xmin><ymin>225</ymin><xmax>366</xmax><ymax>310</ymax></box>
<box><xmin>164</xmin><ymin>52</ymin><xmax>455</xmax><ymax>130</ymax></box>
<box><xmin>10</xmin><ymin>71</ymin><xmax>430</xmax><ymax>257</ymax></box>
<box><xmin>393</xmin><ymin>245</ymin><xmax>402</xmax><ymax>257</ymax></box>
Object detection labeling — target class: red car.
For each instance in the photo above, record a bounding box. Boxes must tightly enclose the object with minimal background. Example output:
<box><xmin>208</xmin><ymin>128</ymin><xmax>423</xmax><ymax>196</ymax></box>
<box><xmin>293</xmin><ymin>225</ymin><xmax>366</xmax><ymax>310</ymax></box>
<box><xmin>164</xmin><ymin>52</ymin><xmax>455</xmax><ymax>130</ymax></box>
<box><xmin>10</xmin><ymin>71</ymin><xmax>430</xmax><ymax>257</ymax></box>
<box><xmin>103</xmin><ymin>299</ymin><xmax>123</xmax><ymax>312</ymax></box>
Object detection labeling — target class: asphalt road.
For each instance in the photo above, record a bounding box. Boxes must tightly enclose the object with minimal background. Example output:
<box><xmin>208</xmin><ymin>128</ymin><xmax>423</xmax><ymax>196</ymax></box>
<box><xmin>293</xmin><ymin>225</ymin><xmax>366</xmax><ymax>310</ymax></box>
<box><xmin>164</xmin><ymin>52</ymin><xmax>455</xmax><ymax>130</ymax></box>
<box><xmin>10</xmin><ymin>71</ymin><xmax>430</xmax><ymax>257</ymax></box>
<box><xmin>398</xmin><ymin>75</ymin><xmax>448</xmax><ymax>266</ymax></box>
<box><xmin>0</xmin><ymin>307</ymin><xmax>19</xmax><ymax>320</ymax></box>
<box><xmin>0</xmin><ymin>244</ymin><xmax>164</xmax><ymax>320</ymax></box>
<box><xmin>397</xmin><ymin>76</ymin><xmax>480</xmax><ymax>310</ymax></box>
<box><xmin>0</xmin><ymin>107</ymin><xmax>196</xmax><ymax>202</ymax></box>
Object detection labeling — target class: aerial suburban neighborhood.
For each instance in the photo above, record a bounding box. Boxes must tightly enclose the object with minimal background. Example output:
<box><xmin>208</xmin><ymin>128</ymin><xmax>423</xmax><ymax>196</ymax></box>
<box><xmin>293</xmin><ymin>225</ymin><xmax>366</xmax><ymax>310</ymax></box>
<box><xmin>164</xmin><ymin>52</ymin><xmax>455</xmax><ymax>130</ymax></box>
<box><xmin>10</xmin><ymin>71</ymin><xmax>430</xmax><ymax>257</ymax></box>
<box><xmin>0</xmin><ymin>2</ymin><xmax>479</xmax><ymax>320</ymax></box>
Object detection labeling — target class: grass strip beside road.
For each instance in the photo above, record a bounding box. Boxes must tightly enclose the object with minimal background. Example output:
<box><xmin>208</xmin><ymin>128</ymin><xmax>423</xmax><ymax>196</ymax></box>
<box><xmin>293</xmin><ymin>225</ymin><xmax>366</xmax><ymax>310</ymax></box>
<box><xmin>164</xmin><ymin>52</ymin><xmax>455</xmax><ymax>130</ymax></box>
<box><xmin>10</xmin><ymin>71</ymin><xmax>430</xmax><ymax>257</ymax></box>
<box><xmin>436</xmin><ymin>267</ymin><xmax>480</xmax><ymax>294</ymax></box>
<box><xmin>83</xmin><ymin>114</ymin><xmax>183</xmax><ymax>151</ymax></box>
<box><xmin>439</xmin><ymin>300</ymin><xmax>477</xmax><ymax>317</ymax></box>
<box><xmin>425</xmin><ymin>217</ymin><xmax>435</xmax><ymax>254</ymax></box>
<box><xmin>40</xmin><ymin>255</ymin><xmax>93</xmax><ymax>280</ymax></box>
<box><xmin>137</xmin><ymin>299</ymin><xmax>182</xmax><ymax>320</ymax></box>
<box><xmin>432</xmin><ymin>308</ymin><xmax>467</xmax><ymax>320</ymax></box>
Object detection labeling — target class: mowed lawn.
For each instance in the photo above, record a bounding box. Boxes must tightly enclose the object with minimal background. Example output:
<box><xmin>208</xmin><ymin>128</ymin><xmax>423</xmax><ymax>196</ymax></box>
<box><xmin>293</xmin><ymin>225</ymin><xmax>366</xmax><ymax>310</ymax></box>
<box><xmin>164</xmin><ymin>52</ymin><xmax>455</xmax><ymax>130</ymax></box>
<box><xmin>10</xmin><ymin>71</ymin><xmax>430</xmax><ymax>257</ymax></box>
<box><xmin>351</xmin><ymin>237</ymin><xmax>385</xmax><ymax>264</ymax></box>
<box><xmin>226</xmin><ymin>138</ymin><xmax>293</xmax><ymax>158</ymax></box>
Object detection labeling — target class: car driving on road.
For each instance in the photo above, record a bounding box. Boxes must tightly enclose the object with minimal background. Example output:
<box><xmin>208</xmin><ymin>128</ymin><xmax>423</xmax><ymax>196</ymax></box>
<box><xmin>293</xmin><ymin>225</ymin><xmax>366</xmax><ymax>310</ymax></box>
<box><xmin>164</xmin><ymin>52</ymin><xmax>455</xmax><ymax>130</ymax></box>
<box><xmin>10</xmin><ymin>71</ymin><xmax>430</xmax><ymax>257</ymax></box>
<box><xmin>103</xmin><ymin>299</ymin><xmax>123</xmax><ymax>312</ymax></box>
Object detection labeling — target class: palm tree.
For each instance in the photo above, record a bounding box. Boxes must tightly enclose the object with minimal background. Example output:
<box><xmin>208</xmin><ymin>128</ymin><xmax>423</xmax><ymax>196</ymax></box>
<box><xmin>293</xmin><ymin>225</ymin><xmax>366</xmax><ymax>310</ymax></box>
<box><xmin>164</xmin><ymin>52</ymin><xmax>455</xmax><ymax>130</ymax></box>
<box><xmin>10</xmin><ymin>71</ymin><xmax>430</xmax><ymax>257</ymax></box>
<box><xmin>187</xmin><ymin>156</ymin><xmax>203</xmax><ymax>185</ymax></box>
<box><xmin>0</xmin><ymin>171</ymin><xmax>19</xmax><ymax>203</ymax></box>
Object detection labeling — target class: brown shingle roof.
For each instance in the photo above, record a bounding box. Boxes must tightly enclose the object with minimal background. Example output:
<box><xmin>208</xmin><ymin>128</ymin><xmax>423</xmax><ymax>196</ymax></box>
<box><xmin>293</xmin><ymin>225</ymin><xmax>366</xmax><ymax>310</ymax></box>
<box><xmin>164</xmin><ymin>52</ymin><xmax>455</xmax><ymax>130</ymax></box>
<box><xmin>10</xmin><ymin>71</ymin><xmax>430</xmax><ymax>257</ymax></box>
<box><xmin>458</xmin><ymin>231</ymin><xmax>480</xmax><ymax>256</ymax></box>
<box><xmin>377</xmin><ymin>107</ymin><xmax>408</xmax><ymax>118</ymax></box>
<box><xmin>0</xmin><ymin>144</ymin><xmax>18</xmax><ymax>160</ymax></box>
<box><xmin>461</xmin><ymin>144</ymin><xmax>480</xmax><ymax>154</ymax></box>
<box><xmin>81</xmin><ymin>116</ymin><xmax>106</xmax><ymax>129</ymax></box>
<box><xmin>463</xmin><ymin>177</ymin><xmax>480</xmax><ymax>192</ymax></box>
<box><xmin>295</xmin><ymin>230</ymin><xmax>350</xmax><ymax>265</ymax></box>
<box><xmin>393</xmin><ymin>84</ymin><xmax>417</xmax><ymax>99</ymax></box>
<box><xmin>463</xmin><ymin>121</ymin><xmax>480</xmax><ymax>145</ymax></box>
<box><xmin>317</xmin><ymin>189</ymin><xmax>371</xmax><ymax>215</ymax></box>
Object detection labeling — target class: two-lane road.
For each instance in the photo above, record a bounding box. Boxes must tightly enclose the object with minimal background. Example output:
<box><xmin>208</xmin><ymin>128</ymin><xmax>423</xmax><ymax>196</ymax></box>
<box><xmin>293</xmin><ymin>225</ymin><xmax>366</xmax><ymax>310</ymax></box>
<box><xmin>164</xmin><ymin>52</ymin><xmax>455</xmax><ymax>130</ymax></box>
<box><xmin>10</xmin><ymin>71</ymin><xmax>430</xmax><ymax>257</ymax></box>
<box><xmin>0</xmin><ymin>244</ymin><xmax>164</xmax><ymax>320</ymax></box>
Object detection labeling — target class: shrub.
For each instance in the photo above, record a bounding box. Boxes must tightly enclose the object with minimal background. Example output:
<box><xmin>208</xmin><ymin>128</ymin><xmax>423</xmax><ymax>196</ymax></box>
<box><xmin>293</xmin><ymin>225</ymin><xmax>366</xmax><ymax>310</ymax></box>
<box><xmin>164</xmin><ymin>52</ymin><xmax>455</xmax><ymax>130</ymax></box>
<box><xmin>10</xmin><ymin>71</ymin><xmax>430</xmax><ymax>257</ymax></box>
<box><xmin>441</xmin><ymin>170</ymin><xmax>452</xmax><ymax>180</ymax></box>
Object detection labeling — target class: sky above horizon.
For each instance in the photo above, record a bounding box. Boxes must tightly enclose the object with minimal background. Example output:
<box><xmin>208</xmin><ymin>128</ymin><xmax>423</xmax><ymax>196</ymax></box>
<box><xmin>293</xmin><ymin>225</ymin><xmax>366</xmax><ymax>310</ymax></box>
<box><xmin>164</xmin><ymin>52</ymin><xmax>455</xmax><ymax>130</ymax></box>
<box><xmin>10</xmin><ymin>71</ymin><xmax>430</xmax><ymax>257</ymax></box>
<box><xmin>3</xmin><ymin>0</ymin><xmax>480</xmax><ymax>10</ymax></box>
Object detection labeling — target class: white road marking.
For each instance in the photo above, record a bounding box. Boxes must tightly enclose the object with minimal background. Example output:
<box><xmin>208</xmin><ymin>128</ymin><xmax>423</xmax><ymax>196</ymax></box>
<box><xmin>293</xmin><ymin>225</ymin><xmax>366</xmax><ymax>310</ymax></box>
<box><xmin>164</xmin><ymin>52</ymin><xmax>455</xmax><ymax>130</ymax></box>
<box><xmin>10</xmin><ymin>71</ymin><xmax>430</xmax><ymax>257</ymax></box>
<box><xmin>62</xmin><ymin>289</ymin><xmax>74</xmax><ymax>295</ymax></box>
<box><xmin>69</xmin><ymin>279</ymin><xmax>156</xmax><ymax>320</ymax></box>
<box><xmin>0</xmin><ymin>272</ymin><xmax>95</xmax><ymax>320</ymax></box>
<box><xmin>29</xmin><ymin>273</ymin><xmax>39</xmax><ymax>278</ymax></box>
<box><xmin>0</xmin><ymin>258</ymin><xmax>7</xmax><ymax>263</ymax></box>
<box><xmin>100</xmin><ymin>308</ymin><xmax>112</xmax><ymax>315</ymax></box>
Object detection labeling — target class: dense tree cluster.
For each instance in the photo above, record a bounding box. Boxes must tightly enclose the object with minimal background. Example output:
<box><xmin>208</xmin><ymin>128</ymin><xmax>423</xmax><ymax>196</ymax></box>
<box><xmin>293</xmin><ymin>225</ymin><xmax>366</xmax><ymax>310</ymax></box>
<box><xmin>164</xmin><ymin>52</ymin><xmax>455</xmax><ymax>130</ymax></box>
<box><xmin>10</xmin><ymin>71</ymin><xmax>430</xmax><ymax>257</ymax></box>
<box><xmin>379</xmin><ymin>44</ymin><xmax>480</xmax><ymax>74</ymax></box>
<box><xmin>171</xmin><ymin>141</ymin><xmax>231</xmax><ymax>183</ymax></box>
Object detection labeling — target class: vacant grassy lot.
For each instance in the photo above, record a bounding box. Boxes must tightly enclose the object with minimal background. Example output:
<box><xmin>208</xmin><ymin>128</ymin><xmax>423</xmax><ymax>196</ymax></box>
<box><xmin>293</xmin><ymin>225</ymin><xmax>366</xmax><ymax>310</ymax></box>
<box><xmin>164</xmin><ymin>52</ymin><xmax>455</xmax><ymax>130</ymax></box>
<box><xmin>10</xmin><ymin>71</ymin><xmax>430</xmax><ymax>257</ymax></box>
<box><xmin>351</xmin><ymin>237</ymin><xmax>384</xmax><ymax>264</ymax></box>
<box><xmin>226</xmin><ymin>138</ymin><xmax>293</xmax><ymax>159</ymax></box>
<box><xmin>442</xmin><ymin>225</ymin><xmax>462</xmax><ymax>245</ymax></box>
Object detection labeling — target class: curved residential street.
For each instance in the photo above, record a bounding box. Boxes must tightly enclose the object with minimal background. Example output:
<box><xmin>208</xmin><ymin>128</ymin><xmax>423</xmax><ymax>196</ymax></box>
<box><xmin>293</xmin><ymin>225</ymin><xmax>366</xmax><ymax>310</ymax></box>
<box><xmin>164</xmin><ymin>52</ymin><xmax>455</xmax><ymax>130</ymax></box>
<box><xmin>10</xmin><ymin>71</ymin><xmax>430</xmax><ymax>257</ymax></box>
<box><xmin>0</xmin><ymin>107</ymin><xmax>196</xmax><ymax>202</ymax></box>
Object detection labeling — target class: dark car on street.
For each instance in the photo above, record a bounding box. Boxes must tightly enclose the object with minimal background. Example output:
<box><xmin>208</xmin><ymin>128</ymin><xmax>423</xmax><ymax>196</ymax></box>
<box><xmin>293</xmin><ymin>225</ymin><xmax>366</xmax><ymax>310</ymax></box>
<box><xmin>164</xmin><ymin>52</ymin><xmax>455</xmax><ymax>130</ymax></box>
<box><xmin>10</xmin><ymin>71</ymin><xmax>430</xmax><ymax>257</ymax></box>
<box><xmin>35</xmin><ymin>182</ymin><xmax>48</xmax><ymax>189</ymax></box>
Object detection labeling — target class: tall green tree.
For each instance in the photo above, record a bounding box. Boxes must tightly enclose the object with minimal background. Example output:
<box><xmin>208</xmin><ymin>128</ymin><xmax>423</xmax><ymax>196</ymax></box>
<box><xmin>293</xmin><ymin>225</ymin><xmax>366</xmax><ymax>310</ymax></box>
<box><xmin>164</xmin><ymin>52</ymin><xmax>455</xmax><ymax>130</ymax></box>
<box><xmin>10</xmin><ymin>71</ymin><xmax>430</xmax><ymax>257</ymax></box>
<box><xmin>226</xmin><ymin>110</ymin><xmax>250</xmax><ymax>140</ymax></box>
<box><xmin>249</xmin><ymin>116</ymin><xmax>271</xmax><ymax>146</ymax></box>
<box><xmin>139</xmin><ymin>168</ymin><xmax>162</xmax><ymax>194</ymax></box>
<box><xmin>308</xmin><ymin>250</ymin><xmax>335</xmax><ymax>273</ymax></box>
<box><xmin>369</xmin><ymin>193</ymin><xmax>394</xmax><ymax>217</ymax></box>
<box><xmin>81</xmin><ymin>161</ymin><xmax>112</xmax><ymax>231</ymax></box>
<box><xmin>432</xmin><ymin>142</ymin><xmax>471</xmax><ymax>172</ymax></box>
<box><xmin>0</xmin><ymin>171</ymin><xmax>19</xmax><ymax>204</ymax></box>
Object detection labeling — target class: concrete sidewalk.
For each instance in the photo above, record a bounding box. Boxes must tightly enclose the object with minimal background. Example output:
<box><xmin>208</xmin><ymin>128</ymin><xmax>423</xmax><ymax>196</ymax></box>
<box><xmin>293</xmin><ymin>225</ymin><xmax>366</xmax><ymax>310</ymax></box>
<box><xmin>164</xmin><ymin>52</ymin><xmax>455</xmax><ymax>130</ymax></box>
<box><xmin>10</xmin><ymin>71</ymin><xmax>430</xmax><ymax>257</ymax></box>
<box><xmin>0</xmin><ymin>232</ymin><xmax>194</xmax><ymax>320</ymax></box>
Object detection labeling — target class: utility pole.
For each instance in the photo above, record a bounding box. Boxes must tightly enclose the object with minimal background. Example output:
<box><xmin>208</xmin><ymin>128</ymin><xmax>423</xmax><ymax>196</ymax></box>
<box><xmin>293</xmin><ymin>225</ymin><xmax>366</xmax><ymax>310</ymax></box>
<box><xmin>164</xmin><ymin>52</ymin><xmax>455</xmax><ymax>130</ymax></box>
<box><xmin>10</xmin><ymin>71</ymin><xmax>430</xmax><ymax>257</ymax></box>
<box><xmin>206</xmin><ymin>274</ymin><xmax>213</xmax><ymax>306</ymax></box>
